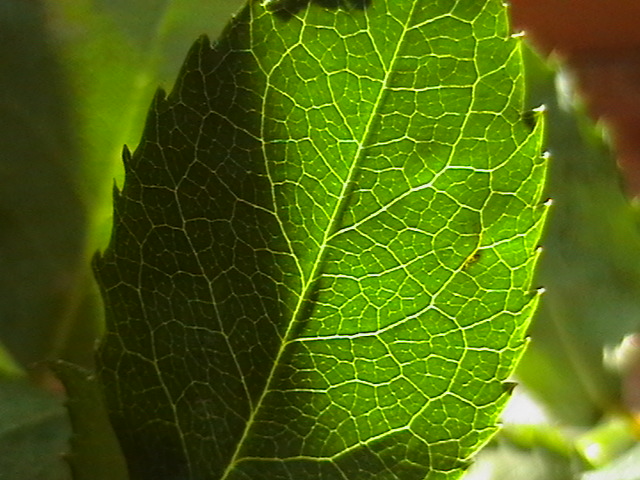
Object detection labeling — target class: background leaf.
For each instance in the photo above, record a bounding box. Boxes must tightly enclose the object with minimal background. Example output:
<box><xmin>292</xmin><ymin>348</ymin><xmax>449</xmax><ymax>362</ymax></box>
<box><xmin>52</xmin><ymin>361</ymin><xmax>128</xmax><ymax>480</ymax></box>
<box><xmin>516</xmin><ymin>47</ymin><xmax>640</xmax><ymax>425</ymax></box>
<box><xmin>93</xmin><ymin>1</ymin><xmax>547</xmax><ymax>479</ymax></box>
<box><xmin>0</xmin><ymin>0</ymin><xmax>87</xmax><ymax>368</ymax></box>
<box><xmin>45</xmin><ymin>0</ymin><xmax>246</xmax><ymax>248</ymax></box>
<box><xmin>0</xmin><ymin>380</ymin><xmax>70</xmax><ymax>480</ymax></box>
<box><xmin>582</xmin><ymin>443</ymin><xmax>640</xmax><ymax>480</ymax></box>
<box><xmin>0</xmin><ymin>0</ymin><xmax>250</xmax><ymax>371</ymax></box>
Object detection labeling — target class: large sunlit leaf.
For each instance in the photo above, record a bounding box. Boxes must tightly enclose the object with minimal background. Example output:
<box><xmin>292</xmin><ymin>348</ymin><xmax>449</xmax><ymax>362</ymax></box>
<box><xmin>92</xmin><ymin>1</ymin><xmax>547</xmax><ymax>479</ymax></box>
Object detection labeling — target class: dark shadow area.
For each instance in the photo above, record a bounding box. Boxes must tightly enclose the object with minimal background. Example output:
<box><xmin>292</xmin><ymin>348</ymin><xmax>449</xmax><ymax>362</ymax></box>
<box><xmin>521</xmin><ymin>109</ymin><xmax>538</xmax><ymax>131</ymax></box>
<box><xmin>0</xmin><ymin>0</ymin><xmax>92</xmax><ymax>369</ymax></box>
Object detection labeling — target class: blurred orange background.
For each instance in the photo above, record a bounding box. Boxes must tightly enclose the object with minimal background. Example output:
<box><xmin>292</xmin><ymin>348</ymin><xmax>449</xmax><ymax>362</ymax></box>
<box><xmin>510</xmin><ymin>0</ymin><xmax>640</xmax><ymax>194</ymax></box>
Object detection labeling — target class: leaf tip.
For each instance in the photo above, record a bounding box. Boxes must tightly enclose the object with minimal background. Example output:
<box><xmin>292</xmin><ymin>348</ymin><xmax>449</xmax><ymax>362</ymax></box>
<box><xmin>535</xmin><ymin>286</ymin><xmax>546</xmax><ymax>296</ymax></box>
<box><xmin>111</xmin><ymin>181</ymin><xmax>122</xmax><ymax>203</ymax></box>
<box><xmin>122</xmin><ymin>145</ymin><xmax>132</xmax><ymax>173</ymax></box>
<box><xmin>152</xmin><ymin>87</ymin><xmax>168</xmax><ymax>108</ymax></box>
<box><xmin>502</xmin><ymin>381</ymin><xmax>518</xmax><ymax>395</ymax></box>
<box><xmin>533</xmin><ymin>245</ymin><xmax>545</xmax><ymax>264</ymax></box>
<box><xmin>197</xmin><ymin>33</ymin><xmax>212</xmax><ymax>46</ymax></box>
<box><xmin>91</xmin><ymin>249</ymin><xmax>105</xmax><ymax>275</ymax></box>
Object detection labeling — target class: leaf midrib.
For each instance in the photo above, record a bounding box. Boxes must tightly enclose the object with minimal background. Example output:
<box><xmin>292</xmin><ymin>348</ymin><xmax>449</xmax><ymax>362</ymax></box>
<box><xmin>219</xmin><ymin>3</ymin><xmax>418</xmax><ymax>477</ymax></box>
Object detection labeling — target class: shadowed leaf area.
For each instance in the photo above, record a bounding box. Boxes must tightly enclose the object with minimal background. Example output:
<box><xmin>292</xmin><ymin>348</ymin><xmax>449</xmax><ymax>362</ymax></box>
<box><xmin>93</xmin><ymin>1</ymin><xmax>547</xmax><ymax>479</ymax></box>
<box><xmin>0</xmin><ymin>0</ymin><xmax>87</xmax><ymax>368</ymax></box>
<box><xmin>0</xmin><ymin>381</ymin><xmax>70</xmax><ymax>480</ymax></box>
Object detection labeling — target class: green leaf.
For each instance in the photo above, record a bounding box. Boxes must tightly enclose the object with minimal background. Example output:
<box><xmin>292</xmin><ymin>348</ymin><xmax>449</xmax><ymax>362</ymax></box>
<box><xmin>0</xmin><ymin>380</ymin><xmax>70</xmax><ymax>480</ymax></box>
<box><xmin>582</xmin><ymin>443</ymin><xmax>640</xmax><ymax>480</ymax></box>
<box><xmin>93</xmin><ymin>1</ymin><xmax>547</xmax><ymax>479</ymax></box>
<box><xmin>47</xmin><ymin>0</ymin><xmax>246</xmax><ymax>248</ymax></box>
<box><xmin>0</xmin><ymin>339</ymin><xmax>24</xmax><ymax>378</ymax></box>
<box><xmin>517</xmin><ymin>47</ymin><xmax>640</xmax><ymax>424</ymax></box>
<box><xmin>52</xmin><ymin>361</ymin><xmax>128</xmax><ymax>480</ymax></box>
<box><xmin>0</xmin><ymin>0</ymin><xmax>88</xmax><ymax>367</ymax></box>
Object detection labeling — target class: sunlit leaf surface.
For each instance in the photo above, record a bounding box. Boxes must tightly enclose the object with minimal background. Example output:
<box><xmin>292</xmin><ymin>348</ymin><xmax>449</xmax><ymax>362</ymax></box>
<box><xmin>93</xmin><ymin>1</ymin><xmax>547</xmax><ymax>478</ymax></box>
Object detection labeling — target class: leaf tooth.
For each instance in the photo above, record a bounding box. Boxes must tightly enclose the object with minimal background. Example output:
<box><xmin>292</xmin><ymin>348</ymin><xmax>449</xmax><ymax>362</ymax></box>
<box><xmin>196</xmin><ymin>34</ymin><xmax>212</xmax><ymax>49</ymax></box>
<box><xmin>530</xmin><ymin>245</ymin><xmax>544</xmax><ymax>267</ymax></box>
<box><xmin>520</xmin><ymin>287</ymin><xmax>543</xmax><ymax>305</ymax></box>
<box><xmin>111</xmin><ymin>179</ymin><xmax>122</xmax><ymax>202</ymax></box>
<box><xmin>151</xmin><ymin>86</ymin><xmax>168</xmax><ymax>110</ymax></box>
<box><xmin>121</xmin><ymin>145</ymin><xmax>132</xmax><ymax>176</ymax></box>
<box><xmin>521</xmin><ymin>109</ymin><xmax>539</xmax><ymax>131</ymax></box>
<box><xmin>91</xmin><ymin>250</ymin><xmax>104</xmax><ymax>276</ymax></box>
<box><xmin>502</xmin><ymin>381</ymin><xmax>518</xmax><ymax>395</ymax></box>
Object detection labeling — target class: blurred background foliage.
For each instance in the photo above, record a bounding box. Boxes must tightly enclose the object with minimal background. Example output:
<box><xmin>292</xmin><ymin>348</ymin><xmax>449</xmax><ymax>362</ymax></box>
<box><xmin>2</xmin><ymin>0</ymin><xmax>640</xmax><ymax>479</ymax></box>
